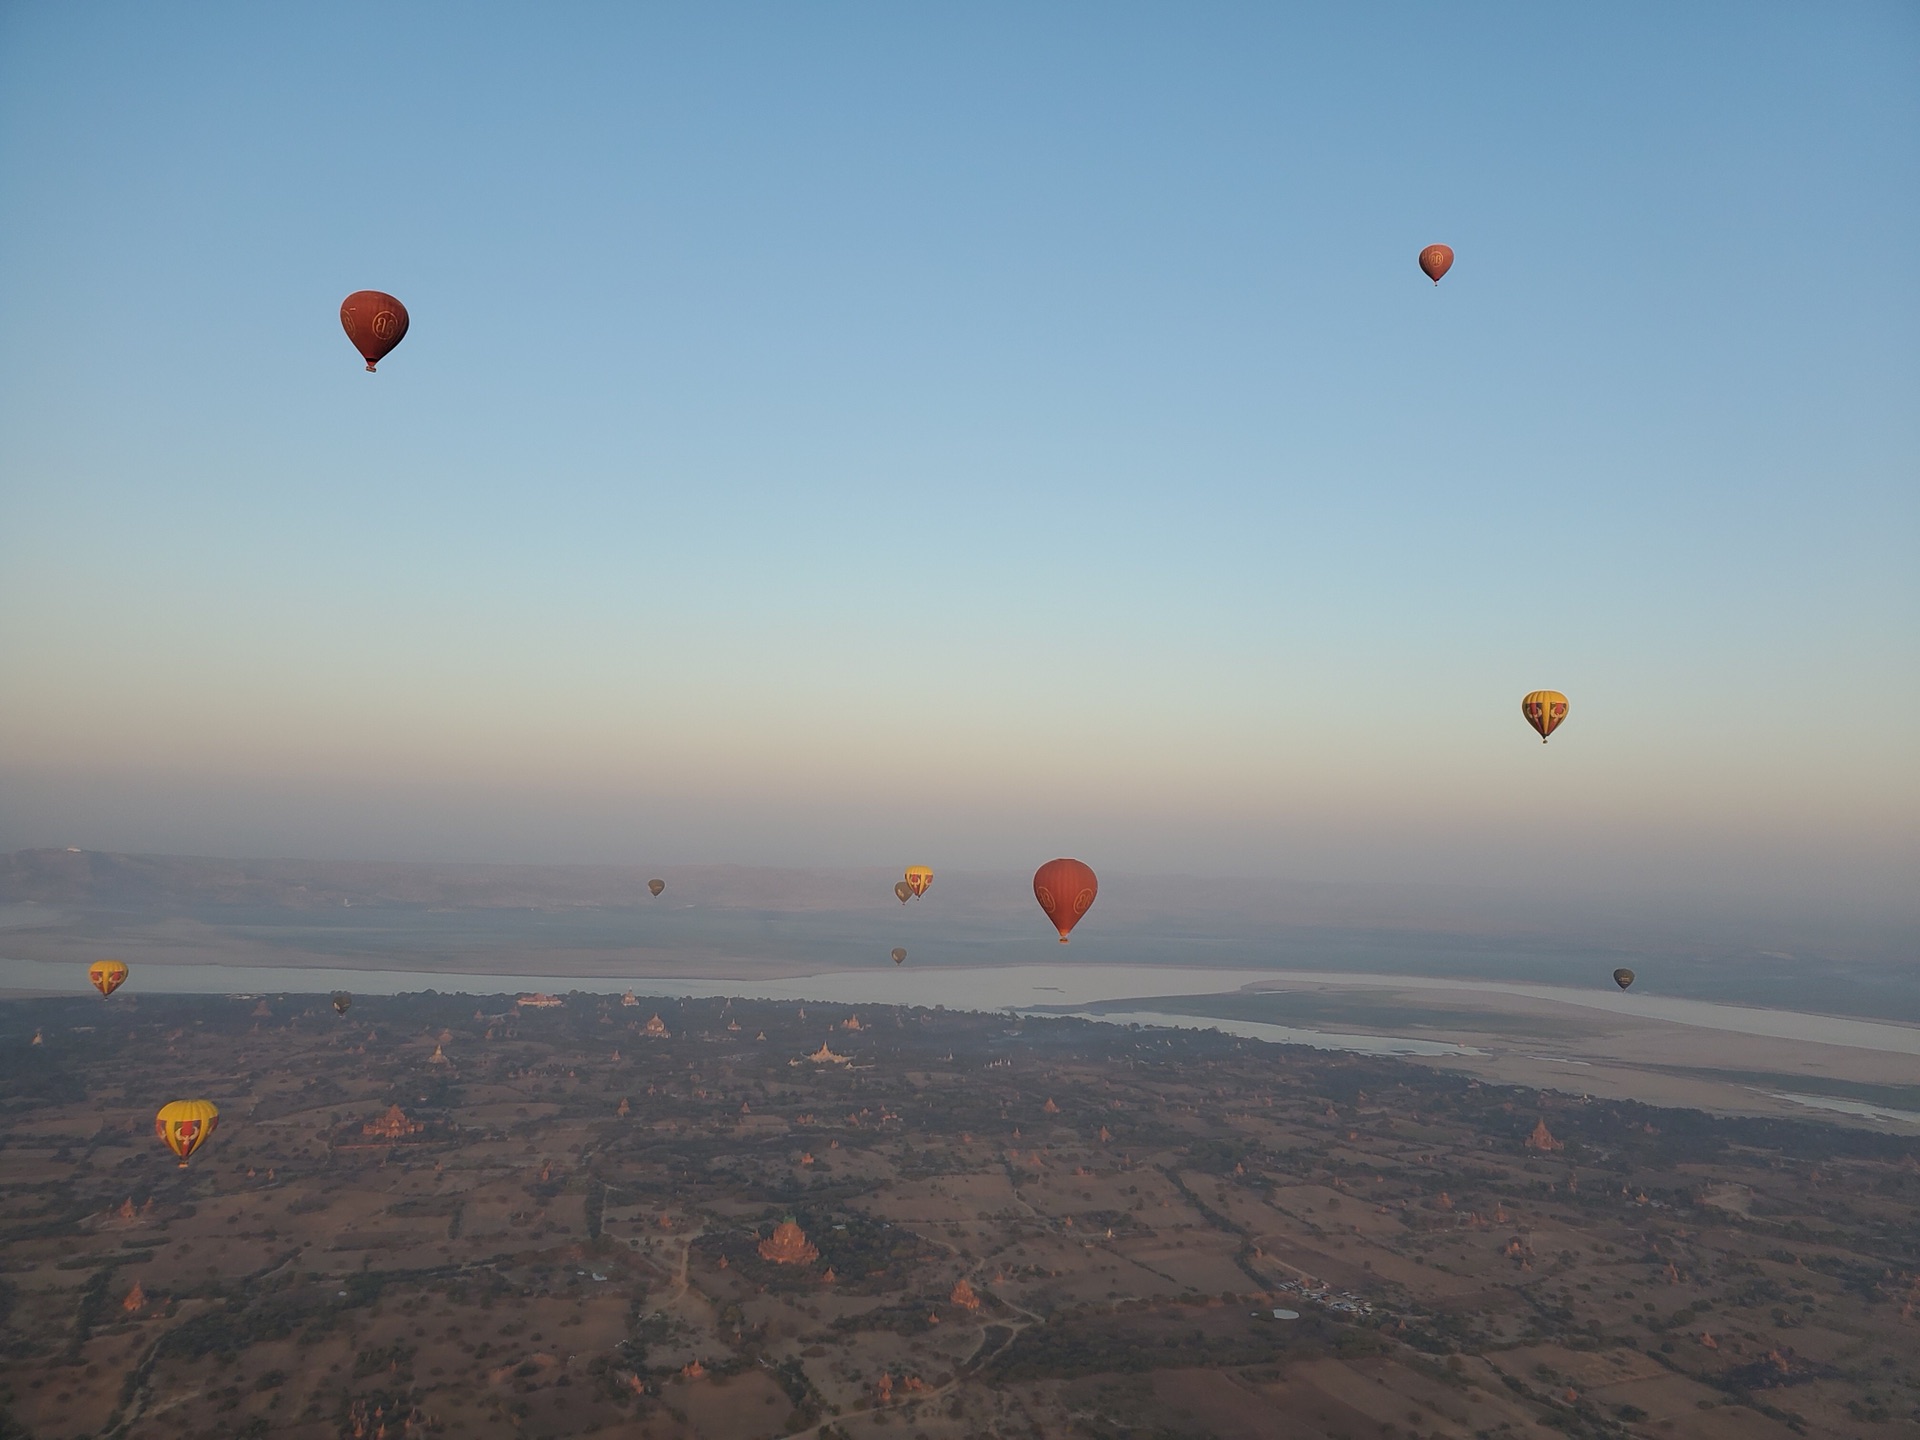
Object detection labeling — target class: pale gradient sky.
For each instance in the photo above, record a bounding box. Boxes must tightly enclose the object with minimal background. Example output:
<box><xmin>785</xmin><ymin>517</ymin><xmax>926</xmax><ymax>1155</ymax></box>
<box><xmin>1</xmin><ymin>4</ymin><xmax>1915</xmax><ymax>909</ymax></box>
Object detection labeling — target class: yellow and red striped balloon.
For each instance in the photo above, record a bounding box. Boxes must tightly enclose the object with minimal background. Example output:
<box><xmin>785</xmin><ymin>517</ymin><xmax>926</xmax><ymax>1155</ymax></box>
<box><xmin>88</xmin><ymin>960</ymin><xmax>129</xmax><ymax>998</ymax></box>
<box><xmin>1521</xmin><ymin>690</ymin><xmax>1569</xmax><ymax>743</ymax></box>
<box><xmin>155</xmin><ymin>1100</ymin><xmax>219</xmax><ymax>1167</ymax></box>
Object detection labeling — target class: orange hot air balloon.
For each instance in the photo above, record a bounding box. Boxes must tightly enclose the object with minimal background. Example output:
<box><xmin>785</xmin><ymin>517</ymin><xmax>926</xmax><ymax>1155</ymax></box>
<box><xmin>904</xmin><ymin>866</ymin><xmax>933</xmax><ymax>899</ymax></box>
<box><xmin>890</xmin><ymin>948</ymin><xmax>907</xmax><ymax>966</ymax></box>
<box><xmin>88</xmin><ymin>960</ymin><xmax>129</xmax><ymax>998</ymax></box>
<box><xmin>1033</xmin><ymin>858</ymin><xmax>1098</xmax><ymax>944</ymax></box>
<box><xmin>894</xmin><ymin>881</ymin><xmax>912</xmax><ymax>904</ymax></box>
<box><xmin>155</xmin><ymin>1100</ymin><xmax>219</xmax><ymax>1167</ymax></box>
<box><xmin>339</xmin><ymin>290</ymin><xmax>409</xmax><ymax>372</ymax></box>
<box><xmin>648</xmin><ymin>879</ymin><xmax>666</xmax><ymax>898</ymax></box>
<box><xmin>1521</xmin><ymin>690</ymin><xmax>1569</xmax><ymax>743</ymax></box>
<box><xmin>1419</xmin><ymin>244</ymin><xmax>1454</xmax><ymax>284</ymax></box>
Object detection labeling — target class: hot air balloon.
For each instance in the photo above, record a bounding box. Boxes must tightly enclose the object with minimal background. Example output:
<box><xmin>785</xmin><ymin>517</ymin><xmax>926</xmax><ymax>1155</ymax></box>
<box><xmin>339</xmin><ymin>290</ymin><xmax>409</xmax><ymax>372</ymax></box>
<box><xmin>155</xmin><ymin>1100</ymin><xmax>219</xmax><ymax>1168</ymax></box>
<box><xmin>1612</xmin><ymin>968</ymin><xmax>1635</xmax><ymax>991</ymax></box>
<box><xmin>904</xmin><ymin>866</ymin><xmax>933</xmax><ymax>899</ymax></box>
<box><xmin>88</xmin><ymin>960</ymin><xmax>128</xmax><ymax>998</ymax></box>
<box><xmin>332</xmin><ymin>992</ymin><xmax>352</xmax><ymax>1017</ymax></box>
<box><xmin>894</xmin><ymin>881</ymin><xmax>912</xmax><ymax>905</ymax></box>
<box><xmin>648</xmin><ymin>879</ymin><xmax>666</xmax><ymax>898</ymax></box>
<box><xmin>890</xmin><ymin>948</ymin><xmax>907</xmax><ymax>966</ymax></box>
<box><xmin>1521</xmin><ymin>690</ymin><xmax>1569</xmax><ymax>743</ymax></box>
<box><xmin>1033</xmin><ymin>858</ymin><xmax>1098</xmax><ymax>944</ymax></box>
<box><xmin>1418</xmin><ymin>244</ymin><xmax>1454</xmax><ymax>284</ymax></box>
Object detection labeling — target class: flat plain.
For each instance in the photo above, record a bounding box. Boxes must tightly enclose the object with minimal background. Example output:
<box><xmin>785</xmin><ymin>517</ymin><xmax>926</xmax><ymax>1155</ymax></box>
<box><xmin>1</xmin><ymin>991</ymin><xmax>1916</xmax><ymax>1440</ymax></box>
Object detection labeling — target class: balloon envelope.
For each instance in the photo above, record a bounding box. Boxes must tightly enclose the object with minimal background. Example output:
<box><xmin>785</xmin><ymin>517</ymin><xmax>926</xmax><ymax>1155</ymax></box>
<box><xmin>1521</xmin><ymin>690</ymin><xmax>1569</xmax><ymax>743</ymax></box>
<box><xmin>648</xmin><ymin>879</ymin><xmax>666</xmax><ymax>897</ymax></box>
<box><xmin>904</xmin><ymin>865</ymin><xmax>933</xmax><ymax>898</ymax></box>
<box><xmin>1033</xmin><ymin>858</ymin><xmax>1098</xmax><ymax>943</ymax></box>
<box><xmin>1418</xmin><ymin>244</ymin><xmax>1454</xmax><ymax>284</ymax></box>
<box><xmin>332</xmin><ymin>992</ymin><xmax>352</xmax><ymax>1016</ymax></box>
<box><xmin>1613</xmin><ymin>968</ymin><xmax>1635</xmax><ymax>991</ymax></box>
<box><xmin>155</xmin><ymin>1099</ymin><xmax>219</xmax><ymax>1167</ymax></box>
<box><xmin>894</xmin><ymin>881</ymin><xmax>912</xmax><ymax>904</ymax></box>
<box><xmin>890</xmin><ymin>947</ymin><xmax>907</xmax><ymax>965</ymax></box>
<box><xmin>339</xmin><ymin>290</ymin><xmax>410</xmax><ymax>371</ymax></box>
<box><xmin>88</xmin><ymin>960</ymin><xmax>128</xmax><ymax>998</ymax></box>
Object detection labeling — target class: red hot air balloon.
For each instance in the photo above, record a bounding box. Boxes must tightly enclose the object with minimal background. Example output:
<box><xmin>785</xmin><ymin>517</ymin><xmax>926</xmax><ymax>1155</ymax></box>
<box><xmin>1033</xmin><ymin>858</ymin><xmax>1098</xmax><ymax>944</ymax></box>
<box><xmin>1418</xmin><ymin>245</ymin><xmax>1454</xmax><ymax>285</ymax></box>
<box><xmin>340</xmin><ymin>291</ymin><xmax>410</xmax><ymax>372</ymax></box>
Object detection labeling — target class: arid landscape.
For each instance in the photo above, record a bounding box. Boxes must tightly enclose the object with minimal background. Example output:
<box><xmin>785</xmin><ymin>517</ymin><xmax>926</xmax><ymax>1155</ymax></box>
<box><xmin>2</xmin><ymin>989</ymin><xmax>1916</xmax><ymax>1439</ymax></box>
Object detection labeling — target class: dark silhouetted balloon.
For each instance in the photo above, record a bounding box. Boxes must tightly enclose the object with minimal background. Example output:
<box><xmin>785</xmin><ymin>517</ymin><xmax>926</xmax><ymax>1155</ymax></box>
<box><xmin>155</xmin><ymin>1100</ymin><xmax>218</xmax><ymax>1167</ymax></box>
<box><xmin>1419</xmin><ymin>245</ymin><xmax>1454</xmax><ymax>284</ymax></box>
<box><xmin>648</xmin><ymin>879</ymin><xmax>666</xmax><ymax>898</ymax></box>
<box><xmin>1522</xmin><ymin>690</ymin><xmax>1569</xmax><ymax>743</ymax></box>
<box><xmin>894</xmin><ymin>881</ymin><xmax>912</xmax><ymax>904</ymax></box>
<box><xmin>332</xmin><ymin>992</ymin><xmax>352</xmax><ymax>1017</ymax></box>
<box><xmin>891</xmin><ymin>947</ymin><xmax>907</xmax><ymax>965</ymax></box>
<box><xmin>1613</xmin><ymin>968</ymin><xmax>1635</xmax><ymax>991</ymax></box>
<box><xmin>340</xmin><ymin>291</ymin><xmax>410</xmax><ymax>372</ymax></box>
<box><xmin>89</xmin><ymin>960</ymin><xmax>128</xmax><ymax>998</ymax></box>
<box><xmin>1033</xmin><ymin>858</ymin><xmax>1098</xmax><ymax>943</ymax></box>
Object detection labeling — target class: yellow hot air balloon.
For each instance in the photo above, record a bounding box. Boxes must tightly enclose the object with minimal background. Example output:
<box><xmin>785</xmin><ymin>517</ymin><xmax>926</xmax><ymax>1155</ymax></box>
<box><xmin>1521</xmin><ymin>690</ymin><xmax>1569</xmax><ymax>743</ymax></box>
<box><xmin>904</xmin><ymin>866</ymin><xmax>933</xmax><ymax>899</ymax></box>
<box><xmin>155</xmin><ymin>1100</ymin><xmax>219</xmax><ymax>1167</ymax></box>
<box><xmin>88</xmin><ymin>960</ymin><xmax>129</xmax><ymax>998</ymax></box>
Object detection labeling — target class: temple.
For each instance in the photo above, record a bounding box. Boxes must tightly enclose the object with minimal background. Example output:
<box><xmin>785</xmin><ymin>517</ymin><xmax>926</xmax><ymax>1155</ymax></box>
<box><xmin>362</xmin><ymin>1105</ymin><xmax>424</xmax><ymax>1140</ymax></box>
<box><xmin>758</xmin><ymin>1220</ymin><xmax>819</xmax><ymax>1265</ymax></box>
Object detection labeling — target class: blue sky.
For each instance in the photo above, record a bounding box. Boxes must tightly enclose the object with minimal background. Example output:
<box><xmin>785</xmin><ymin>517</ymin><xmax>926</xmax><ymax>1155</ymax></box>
<box><xmin>1</xmin><ymin>4</ymin><xmax>1914</xmax><ymax>906</ymax></box>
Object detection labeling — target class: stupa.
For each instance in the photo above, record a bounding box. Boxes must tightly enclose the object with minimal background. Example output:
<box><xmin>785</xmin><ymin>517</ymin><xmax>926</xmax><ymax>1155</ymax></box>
<box><xmin>121</xmin><ymin>1281</ymin><xmax>147</xmax><ymax>1313</ymax></box>
<box><xmin>758</xmin><ymin>1220</ymin><xmax>819</xmax><ymax>1265</ymax></box>
<box><xmin>621</xmin><ymin>991</ymin><xmax>639</xmax><ymax>1007</ymax></box>
<box><xmin>950</xmin><ymin>1277</ymin><xmax>981</xmax><ymax>1310</ymax></box>
<box><xmin>1524</xmin><ymin>1118</ymin><xmax>1564</xmax><ymax>1152</ymax></box>
<box><xmin>643</xmin><ymin>1014</ymin><xmax>671</xmax><ymax>1039</ymax></box>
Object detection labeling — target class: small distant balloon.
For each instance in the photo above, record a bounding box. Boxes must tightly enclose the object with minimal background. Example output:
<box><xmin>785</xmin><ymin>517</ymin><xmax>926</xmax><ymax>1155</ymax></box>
<box><xmin>648</xmin><ymin>879</ymin><xmax>666</xmax><ymax>898</ymax></box>
<box><xmin>890</xmin><ymin>947</ymin><xmax>907</xmax><ymax>966</ymax></box>
<box><xmin>155</xmin><ymin>1100</ymin><xmax>219</xmax><ymax>1168</ymax></box>
<box><xmin>339</xmin><ymin>290</ymin><xmax>410</xmax><ymax>372</ymax></box>
<box><xmin>89</xmin><ymin>960</ymin><xmax>128</xmax><ymax>998</ymax></box>
<box><xmin>332</xmin><ymin>992</ymin><xmax>352</xmax><ymax>1017</ymax></box>
<box><xmin>1613</xmin><ymin>968</ymin><xmax>1635</xmax><ymax>991</ymax></box>
<box><xmin>1419</xmin><ymin>244</ymin><xmax>1454</xmax><ymax>285</ymax></box>
<box><xmin>894</xmin><ymin>881</ymin><xmax>913</xmax><ymax>905</ymax></box>
<box><xmin>1033</xmin><ymin>858</ymin><xmax>1098</xmax><ymax>944</ymax></box>
<box><xmin>1521</xmin><ymin>690</ymin><xmax>1569</xmax><ymax>743</ymax></box>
